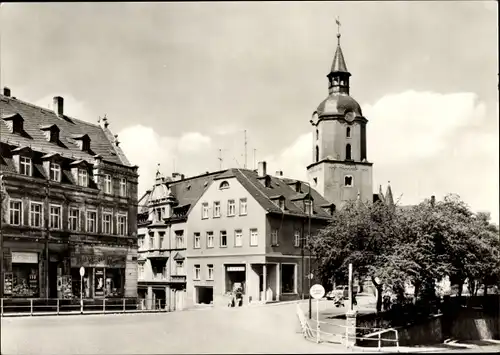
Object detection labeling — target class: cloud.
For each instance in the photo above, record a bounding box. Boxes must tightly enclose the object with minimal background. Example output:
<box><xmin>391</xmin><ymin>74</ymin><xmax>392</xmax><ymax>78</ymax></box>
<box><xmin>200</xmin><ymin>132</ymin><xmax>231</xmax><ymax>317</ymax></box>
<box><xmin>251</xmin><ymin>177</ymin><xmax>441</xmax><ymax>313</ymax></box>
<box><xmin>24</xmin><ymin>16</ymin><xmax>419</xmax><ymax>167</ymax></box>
<box><xmin>265</xmin><ymin>91</ymin><xmax>498</xmax><ymax>223</ymax></box>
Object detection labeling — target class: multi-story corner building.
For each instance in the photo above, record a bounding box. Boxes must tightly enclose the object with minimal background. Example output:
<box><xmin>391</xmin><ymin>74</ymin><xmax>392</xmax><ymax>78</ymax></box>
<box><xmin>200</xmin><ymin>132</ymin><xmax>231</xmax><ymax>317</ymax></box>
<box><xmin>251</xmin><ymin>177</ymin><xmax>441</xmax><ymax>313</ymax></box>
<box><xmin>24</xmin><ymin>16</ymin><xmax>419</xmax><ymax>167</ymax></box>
<box><xmin>186</xmin><ymin>162</ymin><xmax>334</xmax><ymax>307</ymax></box>
<box><xmin>136</xmin><ymin>170</ymin><xmax>220</xmax><ymax>310</ymax></box>
<box><xmin>0</xmin><ymin>88</ymin><xmax>138</xmax><ymax>300</ymax></box>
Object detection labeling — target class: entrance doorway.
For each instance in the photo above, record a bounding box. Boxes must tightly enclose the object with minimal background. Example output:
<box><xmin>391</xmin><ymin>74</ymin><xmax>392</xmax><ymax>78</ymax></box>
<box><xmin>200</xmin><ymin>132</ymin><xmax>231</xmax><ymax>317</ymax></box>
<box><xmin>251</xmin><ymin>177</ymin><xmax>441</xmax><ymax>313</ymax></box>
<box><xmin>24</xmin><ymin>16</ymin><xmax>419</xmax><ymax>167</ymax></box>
<box><xmin>49</xmin><ymin>262</ymin><xmax>58</xmax><ymax>298</ymax></box>
<box><xmin>196</xmin><ymin>286</ymin><xmax>213</xmax><ymax>304</ymax></box>
<box><xmin>225</xmin><ymin>265</ymin><xmax>246</xmax><ymax>293</ymax></box>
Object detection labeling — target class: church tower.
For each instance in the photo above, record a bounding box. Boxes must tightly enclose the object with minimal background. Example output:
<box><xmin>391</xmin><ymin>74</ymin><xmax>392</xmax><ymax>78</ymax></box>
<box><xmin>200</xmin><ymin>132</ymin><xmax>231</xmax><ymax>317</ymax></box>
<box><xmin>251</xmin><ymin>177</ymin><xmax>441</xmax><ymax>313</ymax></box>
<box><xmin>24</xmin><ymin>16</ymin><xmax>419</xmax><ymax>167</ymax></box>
<box><xmin>307</xmin><ymin>22</ymin><xmax>373</xmax><ymax>210</ymax></box>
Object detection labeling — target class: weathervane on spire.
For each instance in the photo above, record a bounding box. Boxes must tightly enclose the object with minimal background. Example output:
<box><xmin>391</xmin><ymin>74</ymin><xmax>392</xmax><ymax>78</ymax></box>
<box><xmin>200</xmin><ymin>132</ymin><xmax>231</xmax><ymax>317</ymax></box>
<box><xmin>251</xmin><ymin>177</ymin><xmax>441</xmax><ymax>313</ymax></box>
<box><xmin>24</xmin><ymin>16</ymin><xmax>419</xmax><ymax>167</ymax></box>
<box><xmin>156</xmin><ymin>163</ymin><xmax>161</xmax><ymax>178</ymax></box>
<box><xmin>336</xmin><ymin>16</ymin><xmax>341</xmax><ymax>43</ymax></box>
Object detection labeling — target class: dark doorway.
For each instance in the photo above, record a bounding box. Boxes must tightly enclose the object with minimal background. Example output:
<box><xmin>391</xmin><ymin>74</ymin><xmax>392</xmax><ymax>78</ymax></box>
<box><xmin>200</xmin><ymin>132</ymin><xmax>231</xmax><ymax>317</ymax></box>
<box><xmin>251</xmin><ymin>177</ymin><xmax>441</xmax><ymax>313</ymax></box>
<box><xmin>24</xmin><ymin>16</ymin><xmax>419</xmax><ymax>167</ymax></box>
<box><xmin>49</xmin><ymin>262</ymin><xmax>58</xmax><ymax>298</ymax></box>
<box><xmin>196</xmin><ymin>286</ymin><xmax>213</xmax><ymax>304</ymax></box>
<box><xmin>346</xmin><ymin>144</ymin><xmax>352</xmax><ymax>160</ymax></box>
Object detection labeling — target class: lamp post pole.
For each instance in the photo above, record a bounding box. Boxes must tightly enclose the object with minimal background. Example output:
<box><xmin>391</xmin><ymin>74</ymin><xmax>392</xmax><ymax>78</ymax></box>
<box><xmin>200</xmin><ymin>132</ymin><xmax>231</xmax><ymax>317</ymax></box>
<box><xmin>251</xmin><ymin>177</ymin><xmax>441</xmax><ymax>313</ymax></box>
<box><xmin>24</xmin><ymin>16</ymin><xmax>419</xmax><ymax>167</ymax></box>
<box><xmin>301</xmin><ymin>181</ymin><xmax>313</xmax><ymax>319</ymax></box>
<box><xmin>0</xmin><ymin>175</ymin><xmax>5</xmax><ymax>299</ymax></box>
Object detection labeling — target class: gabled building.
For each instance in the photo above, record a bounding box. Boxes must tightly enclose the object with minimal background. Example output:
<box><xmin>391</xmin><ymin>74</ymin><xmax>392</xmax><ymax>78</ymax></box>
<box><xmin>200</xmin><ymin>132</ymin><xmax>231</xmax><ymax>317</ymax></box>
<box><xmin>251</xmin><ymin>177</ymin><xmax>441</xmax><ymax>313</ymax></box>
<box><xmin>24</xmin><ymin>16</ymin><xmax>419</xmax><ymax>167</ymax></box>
<box><xmin>136</xmin><ymin>169</ymin><xmax>221</xmax><ymax>310</ymax></box>
<box><xmin>0</xmin><ymin>88</ymin><xmax>138</xmax><ymax>300</ymax></box>
<box><xmin>186</xmin><ymin>162</ymin><xmax>333</xmax><ymax>307</ymax></box>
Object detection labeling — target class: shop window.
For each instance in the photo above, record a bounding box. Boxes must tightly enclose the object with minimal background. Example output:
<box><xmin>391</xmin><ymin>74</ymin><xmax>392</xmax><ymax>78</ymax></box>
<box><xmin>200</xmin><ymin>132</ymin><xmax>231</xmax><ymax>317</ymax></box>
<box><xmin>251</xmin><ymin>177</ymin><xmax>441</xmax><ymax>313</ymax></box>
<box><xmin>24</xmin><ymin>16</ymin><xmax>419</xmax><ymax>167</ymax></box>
<box><xmin>234</xmin><ymin>229</ymin><xmax>243</xmax><ymax>247</ymax></box>
<box><xmin>11</xmin><ymin>252</ymin><xmax>39</xmax><ymax>298</ymax></box>
<box><xmin>119</xmin><ymin>178</ymin><xmax>127</xmax><ymax>197</ymax></box>
<box><xmin>213</xmin><ymin>201</ymin><xmax>221</xmax><ymax>218</ymax></box>
<box><xmin>227</xmin><ymin>199</ymin><xmax>236</xmax><ymax>216</ymax></box>
<box><xmin>175</xmin><ymin>231</ymin><xmax>184</xmax><ymax>248</ymax></box>
<box><xmin>207</xmin><ymin>231</ymin><xmax>214</xmax><ymax>248</ymax></box>
<box><xmin>271</xmin><ymin>229</ymin><xmax>279</xmax><ymax>246</ymax></box>
<box><xmin>239</xmin><ymin>198</ymin><xmax>247</xmax><ymax>215</ymax></box>
<box><xmin>104</xmin><ymin>174</ymin><xmax>112</xmax><ymax>194</ymax></box>
<box><xmin>105</xmin><ymin>268</ymin><xmax>124</xmax><ymax>297</ymax></box>
<box><xmin>117</xmin><ymin>214</ymin><xmax>127</xmax><ymax>236</ymax></box>
<box><xmin>19</xmin><ymin>156</ymin><xmax>32</xmax><ymax>176</ymax></box>
<box><xmin>220</xmin><ymin>231</ymin><xmax>227</xmax><ymax>247</ymax></box>
<box><xmin>207</xmin><ymin>264</ymin><xmax>214</xmax><ymax>280</ymax></box>
<box><xmin>29</xmin><ymin>201</ymin><xmax>43</xmax><ymax>227</ymax></box>
<box><xmin>86</xmin><ymin>210</ymin><xmax>97</xmax><ymax>233</ymax></box>
<box><xmin>49</xmin><ymin>204</ymin><xmax>62</xmax><ymax>229</ymax></box>
<box><xmin>9</xmin><ymin>199</ymin><xmax>22</xmax><ymax>226</ymax></box>
<box><xmin>69</xmin><ymin>208</ymin><xmax>79</xmax><ymax>231</ymax></box>
<box><xmin>50</xmin><ymin>162</ymin><xmax>61</xmax><ymax>182</ymax></box>
<box><xmin>102</xmin><ymin>212</ymin><xmax>112</xmax><ymax>234</ymax></box>
<box><xmin>250</xmin><ymin>228</ymin><xmax>258</xmax><ymax>246</ymax></box>
<box><xmin>194</xmin><ymin>232</ymin><xmax>201</xmax><ymax>249</ymax></box>
<box><xmin>281</xmin><ymin>264</ymin><xmax>296</xmax><ymax>294</ymax></box>
<box><xmin>78</xmin><ymin>169</ymin><xmax>88</xmax><ymax>187</ymax></box>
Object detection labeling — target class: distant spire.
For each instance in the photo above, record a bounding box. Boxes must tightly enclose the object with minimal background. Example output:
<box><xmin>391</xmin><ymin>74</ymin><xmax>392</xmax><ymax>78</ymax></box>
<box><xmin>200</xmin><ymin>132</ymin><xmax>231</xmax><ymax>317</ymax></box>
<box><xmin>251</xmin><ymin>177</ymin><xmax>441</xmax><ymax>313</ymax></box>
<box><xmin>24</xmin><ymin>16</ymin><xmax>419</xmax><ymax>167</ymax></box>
<box><xmin>378</xmin><ymin>185</ymin><xmax>386</xmax><ymax>203</ymax></box>
<box><xmin>331</xmin><ymin>16</ymin><xmax>348</xmax><ymax>74</ymax></box>
<box><xmin>385</xmin><ymin>181</ymin><xmax>395</xmax><ymax>210</ymax></box>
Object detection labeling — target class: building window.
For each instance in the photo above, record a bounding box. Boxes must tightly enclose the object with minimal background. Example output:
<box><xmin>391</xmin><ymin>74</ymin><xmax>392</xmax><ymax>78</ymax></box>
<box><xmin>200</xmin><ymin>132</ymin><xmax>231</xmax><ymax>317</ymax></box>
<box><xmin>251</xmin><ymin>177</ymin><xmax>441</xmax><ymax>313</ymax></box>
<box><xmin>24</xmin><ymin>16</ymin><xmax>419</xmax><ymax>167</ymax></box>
<box><xmin>316</xmin><ymin>129</ymin><xmax>319</xmax><ymax>140</ymax></box>
<box><xmin>346</xmin><ymin>127</ymin><xmax>351</xmax><ymax>138</ymax></box>
<box><xmin>29</xmin><ymin>202</ymin><xmax>43</xmax><ymax>227</ymax></box>
<box><xmin>239</xmin><ymin>198</ymin><xmax>247</xmax><ymax>215</ymax></box>
<box><xmin>219</xmin><ymin>181</ymin><xmax>229</xmax><ymax>189</ymax></box>
<box><xmin>250</xmin><ymin>228</ymin><xmax>258</xmax><ymax>247</ymax></box>
<box><xmin>9</xmin><ymin>200</ymin><xmax>22</xmax><ymax>226</ymax></box>
<box><xmin>294</xmin><ymin>230</ymin><xmax>301</xmax><ymax>247</ymax></box>
<box><xmin>207</xmin><ymin>264</ymin><xmax>214</xmax><ymax>280</ymax></box>
<box><xmin>213</xmin><ymin>201</ymin><xmax>221</xmax><ymax>218</ymax></box>
<box><xmin>138</xmin><ymin>264</ymin><xmax>145</xmax><ymax>280</ymax></box>
<box><xmin>104</xmin><ymin>174</ymin><xmax>112</xmax><ymax>194</ymax></box>
<box><xmin>344</xmin><ymin>175</ymin><xmax>353</xmax><ymax>187</ymax></box>
<box><xmin>19</xmin><ymin>156</ymin><xmax>32</xmax><ymax>176</ymax></box>
<box><xmin>119</xmin><ymin>178</ymin><xmax>127</xmax><ymax>197</ymax></box>
<box><xmin>159</xmin><ymin>233</ymin><xmax>165</xmax><ymax>249</ymax></box>
<box><xmin>220</xmin><ymin>231</ymin><xmax>227</xmax><ymax>247</ymax></box>
<box><xmin>281</xmin><ymin>264</ymin><xmax>296</xmax><ymax>294</ymax></box>
<box><xmin>345</xmin><ymin>144</ymin><xmax>352</xmax><ymax>160</ymax></box>
<box><xmin>78</xmin><ymin>169</ymin><xmax>88</xmax><ymax>187</ymax></box>
<box><xmin>175</xmin><ymin>231</ymin><xmax>184</xmax><ymax>249</ymax></box>
<box><xmin>138</xmin><ymin>236</ymin><xmax>144</xmax><ymax>250</ymax></box>
<box><xmin>176</xmin><ymin>261</ymin><xmax>184</xmax><ymax>275</ymax></box>
<box><xmin>194</xmin><ymin>233</ymin><xmax>201</xmax><ymax>249</ymax></box>
<box><xmin>86</xmin><ymin>210</ymin><xmax>97</xmax><ymax>233</ymax></box>
<box><xmin>278</xmin><ymin>199</ymin><xmax>285</xmax><ymax>210</ymax></box>
<box><xmin>271</xmin><ymin>229</ymin><xmax>279</xmax><ymax>246</ymax></box>
<box><xmin>234</xmin><ymin>229</ymin><xmax>243</xmax><ymax>247</ymax></box>
<box><xmin>202</xmin><ymin>202</ymin><xmax>209</xmax><ymax>219</ymax></box>
<box><xmin>149</xmin><ymin>234</ymin><xmax>154</xmax><ymax>250</ymax></box>
<box><xmin>315</xmin><ymin>145</ymin><xmax>319</xmax><ymax>163</ymax></box>
<box><xmin>49</xmin><ymin>162</ymin><xmax>61</xmax><ymax>182</ymax></box>
<box><xmin>207</xmin><ymin>231</ymin><xmax>214</xmax><ymax>248</ymax></box>
<box><xmin>155</xmin><ymin>208</ymin><xmax>163</xmax><ymax>222</ymax></box>
<box><xmin>102</xmin><ymin>212</ymin><xmax>112</xmax><ymax>234</ymax></box>
<box><xmin>117</xmin><ymin>214</ymin><xmax>127</xmax><ymax>236</ymax></box>
<box><xmin>194</xmin><ymin>265</ymin><xmax>201</xmax><ymax>280</ymax></box>
<box><xmin>227</xmin><ymin>199</ymin><xmax>236</xmax><ymax>216</ymax></box>
<box><xmin>49</xmin><ymin>204</ymin><xmax>62</xmax><ymax>229</ymax></box>
<box><xmin>69</xmin><ymin>208</ymin><xmax>79</xmax><ymax>231</ymax></box>
<box><xmin>304</xmin><ymin>199</ymin><xmax>313</xmax><ymax>215</ymax></box>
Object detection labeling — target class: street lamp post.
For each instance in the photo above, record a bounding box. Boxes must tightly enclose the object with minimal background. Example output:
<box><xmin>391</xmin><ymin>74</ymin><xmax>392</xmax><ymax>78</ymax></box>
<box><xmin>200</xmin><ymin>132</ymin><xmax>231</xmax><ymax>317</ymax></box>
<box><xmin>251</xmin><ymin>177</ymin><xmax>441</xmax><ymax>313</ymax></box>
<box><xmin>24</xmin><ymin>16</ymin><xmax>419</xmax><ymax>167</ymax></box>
<box><xmin>0</xmin><ymin>175</ymin><xmax>5</xmax><ymax>299</ymax></box>
<box><xmin>300</xmin><ymin>181</ymin><xmax>313</xmax><ymax>319</ymax></box>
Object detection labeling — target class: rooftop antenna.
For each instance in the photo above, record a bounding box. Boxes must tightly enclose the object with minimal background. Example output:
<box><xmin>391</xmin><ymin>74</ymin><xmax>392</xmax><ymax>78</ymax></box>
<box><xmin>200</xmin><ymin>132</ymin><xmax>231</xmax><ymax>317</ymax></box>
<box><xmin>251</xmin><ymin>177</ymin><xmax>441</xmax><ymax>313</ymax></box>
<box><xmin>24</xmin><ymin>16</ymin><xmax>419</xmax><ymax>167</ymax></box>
<box><xmin>244</xmin><ymin>130</ymin><xmax>247</xmax><ymax>169</ymax></box>
<box><xmin>218</xmin><ymin>149</ymin><xmax>223</xmax><ymax>170</ymax></box>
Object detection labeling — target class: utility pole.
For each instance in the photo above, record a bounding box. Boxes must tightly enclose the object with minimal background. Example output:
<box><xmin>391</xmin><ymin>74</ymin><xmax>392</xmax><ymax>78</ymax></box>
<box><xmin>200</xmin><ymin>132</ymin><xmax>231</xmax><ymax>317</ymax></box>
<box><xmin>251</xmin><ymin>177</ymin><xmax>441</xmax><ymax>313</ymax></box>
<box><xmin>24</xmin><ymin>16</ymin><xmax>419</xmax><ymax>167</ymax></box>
<box><xmin>307</xmin><ymin>183</ymin><xmax>312</xmax><ymax>319</ymax></box>
<box><xmin>244</xmin><ymin>130</ymin><xmax>247</xmax><ymax>169</ymax></box>
<box><xmin>44</xmin><ymin>178</ymin><xmax>50</xmax><ymax>299</ymax></box>
<box><xmin>0</xmin><ymin>174</ymin><xmax>5</xmax><ymax>298</ymax></box>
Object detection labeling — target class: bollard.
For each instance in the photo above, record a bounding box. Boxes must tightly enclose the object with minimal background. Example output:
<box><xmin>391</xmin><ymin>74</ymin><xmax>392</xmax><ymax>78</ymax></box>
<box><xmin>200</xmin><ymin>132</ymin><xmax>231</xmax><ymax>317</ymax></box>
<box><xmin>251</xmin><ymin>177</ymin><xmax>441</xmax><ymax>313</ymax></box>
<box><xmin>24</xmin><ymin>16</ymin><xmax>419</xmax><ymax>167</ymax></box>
<box><xmin>57</xmin><ymin>299</ymin><xmax>59</xmax><ymax>315</ymax></box>
<box><xmin>103</xmin><ymin>299</ymin><xmax>106</xmax><ymax>313</ymax></box>
<box><xmin>1</xmin><ymin>298</ymin><xmax>3</xmax><ymax>317</ymax></box>
<box><xmin>123</xmin><ymin>299</ymin><xmax>126</xmax><ymax>313</ymax></box>
<box><xmin>378</xmin><ymin>332</ymin><xmax>381</xmax><ymax>350</ymax></box>
<box><xmin>30</xmin><ymin>299</ymin><xmax>33</xmax><ymax>316</ymax></box>
<box><xmin>80</xmin><ymin>299</ymin><xmax>83</xmax><ymax>314</ymax></box>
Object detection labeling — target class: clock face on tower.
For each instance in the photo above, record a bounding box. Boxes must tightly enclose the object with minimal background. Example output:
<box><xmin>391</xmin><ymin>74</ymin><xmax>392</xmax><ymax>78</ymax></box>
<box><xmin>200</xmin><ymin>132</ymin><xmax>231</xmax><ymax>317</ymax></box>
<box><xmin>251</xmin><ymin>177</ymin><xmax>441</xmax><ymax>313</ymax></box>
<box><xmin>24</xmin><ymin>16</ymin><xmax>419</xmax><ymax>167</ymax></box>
<box><xmin>345</xmin><ymin>111</ymin><xmax>355</xmax><ymax>123</ymax></box>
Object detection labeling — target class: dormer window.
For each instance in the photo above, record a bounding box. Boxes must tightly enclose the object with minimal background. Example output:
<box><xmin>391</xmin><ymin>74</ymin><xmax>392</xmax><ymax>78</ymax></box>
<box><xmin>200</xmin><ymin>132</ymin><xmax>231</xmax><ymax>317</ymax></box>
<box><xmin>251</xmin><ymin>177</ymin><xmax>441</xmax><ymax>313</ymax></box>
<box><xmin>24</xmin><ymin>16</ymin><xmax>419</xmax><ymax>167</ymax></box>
<box><xmin>40</xmin><ymin>124</ymin><xmax>60</xmax><ymax>143</ymax></box>
<box><xmin>19</xmin><ymin>156</ymin><xmax>32</xmax><ymax>176</ymax></box>
<box><xmin>49</xmin><ymin>162</ymin><xmax>61</xmax><ymax>182</ymax></box>
<box><xmin>271</xmin><ymin>195</ymin><xmax>285</xmax><ymax>210</ymax></box>
<box><xmin>72</xmin><ymin>134</ymin><xmax>91</xmax><ymax>152</ymax></box>
<box><xmin>219</xmin><ymin>181</ymin><xmax>230</xmax><ymax>189</ymax></box>
<box><xmin>2</xmin><ymin>113</ymin><xmax>24</xmax><ymax>134</ymax></box>
<box><xmin>295</xmin><ymin>181</ymin><xmax>301</xmax><ymax>193</ymax></box>
<box><xmin>78</xmin><ymin>169</ymin><xmax>88</xmax><ymax>187</ymax></box>
<box><xmin>304</xmin><ymin>199</ymin><xmax>313</xmax><ymax>215</ymax></box>
<box><xmin>278</xmin><ymin>199</ymin><xmax>285</xmax><ymax>210</ymax></box>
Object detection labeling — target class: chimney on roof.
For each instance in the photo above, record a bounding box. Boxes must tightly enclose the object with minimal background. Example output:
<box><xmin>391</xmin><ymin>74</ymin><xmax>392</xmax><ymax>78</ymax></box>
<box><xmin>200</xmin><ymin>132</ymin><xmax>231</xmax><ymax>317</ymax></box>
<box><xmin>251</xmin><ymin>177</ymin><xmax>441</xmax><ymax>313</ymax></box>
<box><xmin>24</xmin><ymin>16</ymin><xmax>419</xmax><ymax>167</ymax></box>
<box><xmin>258</xmin><ymin>161</ymin><xmax>267</xmax><ymax>177</ymax></box>
<box><xmin>3</xmin><ymin>87</ymin><xmax>11</xmax><ymax>97</ymax></box>
<box><xmin>53</xmin><ymin>96</ymin><xmax>64</xmax><ymax>116</ymax></box>
<box><xmin>275</xmin><ymin>170</ymin><xmax>283</xmax><ymax>177</ymax></box>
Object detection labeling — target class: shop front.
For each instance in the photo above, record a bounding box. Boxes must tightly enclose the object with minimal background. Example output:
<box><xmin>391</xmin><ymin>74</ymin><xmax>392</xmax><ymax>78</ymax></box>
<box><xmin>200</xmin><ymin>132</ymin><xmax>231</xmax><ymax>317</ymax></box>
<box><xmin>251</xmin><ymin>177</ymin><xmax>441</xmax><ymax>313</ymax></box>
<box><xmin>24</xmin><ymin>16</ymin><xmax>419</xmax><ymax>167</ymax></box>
<box><xmin>5</xmin><ymin>251</ymin><xmax>40</xmax><ymax>298</ymax></box>
<box><xmin>70</xmin><ymin>248</ymin><xmax>127</xmax><ymax>299</ymax></box>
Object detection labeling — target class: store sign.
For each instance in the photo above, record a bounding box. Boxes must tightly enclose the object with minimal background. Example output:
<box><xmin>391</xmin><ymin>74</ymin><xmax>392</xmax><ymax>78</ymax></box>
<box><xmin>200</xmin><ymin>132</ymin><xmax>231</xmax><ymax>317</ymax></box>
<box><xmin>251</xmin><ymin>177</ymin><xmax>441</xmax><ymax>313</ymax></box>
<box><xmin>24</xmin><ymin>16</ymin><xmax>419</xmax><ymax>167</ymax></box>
<box><xmin>12</xmin><ymin>252</ymin><xmax>38</xmax><ymax>264</ymax></box>
<box><xmin>71</xmin><ymin>254</ymin><xmax>126</xmax><ymax>268</ymax></box>
<box><xmin>227</xmin><ymin>266</ymin><xmax>245</xmax><ymax>272</ymax></box>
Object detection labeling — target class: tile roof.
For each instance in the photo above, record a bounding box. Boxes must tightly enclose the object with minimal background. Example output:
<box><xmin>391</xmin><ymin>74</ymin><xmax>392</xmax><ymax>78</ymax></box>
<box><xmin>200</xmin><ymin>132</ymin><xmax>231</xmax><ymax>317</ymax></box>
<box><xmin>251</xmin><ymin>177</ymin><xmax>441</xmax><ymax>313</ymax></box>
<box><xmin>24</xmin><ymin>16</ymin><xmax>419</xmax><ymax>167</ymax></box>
<box><xmin>0</xmin><ymin>94</ymin><xmax>131</xmax><ymax>166</ymax></box>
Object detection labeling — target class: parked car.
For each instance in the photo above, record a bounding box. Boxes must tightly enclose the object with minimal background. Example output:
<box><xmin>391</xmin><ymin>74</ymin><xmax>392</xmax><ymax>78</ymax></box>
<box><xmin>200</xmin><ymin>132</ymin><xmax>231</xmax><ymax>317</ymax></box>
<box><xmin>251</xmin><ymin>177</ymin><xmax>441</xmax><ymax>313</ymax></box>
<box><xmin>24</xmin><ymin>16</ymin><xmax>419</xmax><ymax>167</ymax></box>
<box><xmin>326</xmin><ymin>285</ymin><xmax>358</xmax><ymax>300</ymax></box>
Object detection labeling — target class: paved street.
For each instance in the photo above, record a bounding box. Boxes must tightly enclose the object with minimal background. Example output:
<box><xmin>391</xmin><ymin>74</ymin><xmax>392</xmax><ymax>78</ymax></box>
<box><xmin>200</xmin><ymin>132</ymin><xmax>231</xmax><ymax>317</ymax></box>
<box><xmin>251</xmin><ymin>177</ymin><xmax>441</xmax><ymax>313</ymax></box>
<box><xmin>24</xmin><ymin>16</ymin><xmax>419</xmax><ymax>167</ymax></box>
<box><xmin>1</xmin><ymin>302</ymin><xmax>336</xmax><ymax>355</ymax></box>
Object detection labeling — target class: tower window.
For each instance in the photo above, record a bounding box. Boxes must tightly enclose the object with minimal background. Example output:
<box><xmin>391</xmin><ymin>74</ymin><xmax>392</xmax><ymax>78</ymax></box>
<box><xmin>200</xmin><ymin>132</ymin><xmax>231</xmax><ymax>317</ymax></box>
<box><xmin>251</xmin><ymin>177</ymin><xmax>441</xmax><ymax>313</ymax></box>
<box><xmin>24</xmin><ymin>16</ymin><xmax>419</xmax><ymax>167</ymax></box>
<box><xmin>315</xmin><ymin>146</ymin><xmax>319</xmax><ymax>163</ymax></box>
<box><xmin>344</xmin><ymin>175</ymin><xmax>353</xmax><ymax>187</ymax></box>
<box><xmin>316</xmin><ymin>129</ymin><xmax>319</xmax><ymax>141</ymax></box>
<box><xmin>345</xmin><ymin>144</ymin><xmax>352</xmax><ymax>160</ymax></box>
<box><xmin>346</xmin><ymin>127</ymin><xmax>351</xmax><ymax>138</ymax></box>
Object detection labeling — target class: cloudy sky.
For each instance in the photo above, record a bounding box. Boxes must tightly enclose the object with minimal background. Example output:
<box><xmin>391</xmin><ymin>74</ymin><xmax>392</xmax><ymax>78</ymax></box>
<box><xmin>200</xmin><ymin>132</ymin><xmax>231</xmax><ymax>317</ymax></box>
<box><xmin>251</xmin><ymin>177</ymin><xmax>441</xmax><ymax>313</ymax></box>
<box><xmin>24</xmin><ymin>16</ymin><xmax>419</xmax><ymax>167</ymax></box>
<box><xmin>1</xmin><ymin>2</ymin><xmax>498</xmax><ymax>222</ymax></box>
